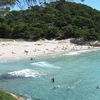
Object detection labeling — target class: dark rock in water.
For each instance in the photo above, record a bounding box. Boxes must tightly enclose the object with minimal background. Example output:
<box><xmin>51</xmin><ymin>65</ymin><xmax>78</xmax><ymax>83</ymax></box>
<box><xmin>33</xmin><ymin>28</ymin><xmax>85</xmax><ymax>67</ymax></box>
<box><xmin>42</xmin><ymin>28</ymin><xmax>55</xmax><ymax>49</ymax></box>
<box><xmin>0</xmin><ymin>74</ymin><xmax>25</xmax><ymax>80</ymax></box>
<box><xmin>0</xmin><ymin>74</ymin><xmax>15</xmax><ymax>80</ymax></box>
<box><xmin>70</xmin><ymin>38</ymin><xmax>86</xmax><ymax>45</ymax></box>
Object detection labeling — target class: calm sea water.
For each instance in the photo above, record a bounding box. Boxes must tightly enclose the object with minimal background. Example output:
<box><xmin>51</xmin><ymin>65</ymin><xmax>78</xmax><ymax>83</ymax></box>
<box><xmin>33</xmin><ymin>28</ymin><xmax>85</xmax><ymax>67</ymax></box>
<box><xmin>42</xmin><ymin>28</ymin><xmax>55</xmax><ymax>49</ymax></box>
<box><xmin>0</xmin><ymin>51</ymin><xmax>100</xmax><ymax>100</ymax></box>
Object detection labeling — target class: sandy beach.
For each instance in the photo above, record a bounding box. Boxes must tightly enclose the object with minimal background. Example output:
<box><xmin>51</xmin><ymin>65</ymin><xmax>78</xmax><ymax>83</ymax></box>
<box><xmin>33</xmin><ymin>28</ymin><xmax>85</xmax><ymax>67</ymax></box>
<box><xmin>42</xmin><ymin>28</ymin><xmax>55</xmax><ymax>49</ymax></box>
<box><xmin>0</xmin><ymin>39</ymin><xmax>99</xmax><ymax>61</ymax></box>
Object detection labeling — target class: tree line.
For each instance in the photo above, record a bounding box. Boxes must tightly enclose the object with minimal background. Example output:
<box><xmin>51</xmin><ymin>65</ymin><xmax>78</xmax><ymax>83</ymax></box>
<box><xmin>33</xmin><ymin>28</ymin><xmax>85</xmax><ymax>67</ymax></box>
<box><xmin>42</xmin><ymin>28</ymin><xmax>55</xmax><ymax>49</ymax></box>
<box><xmin>0</xmin><ymin>1</ymin><xmax>100</xmax><ymax>41</ymax></box>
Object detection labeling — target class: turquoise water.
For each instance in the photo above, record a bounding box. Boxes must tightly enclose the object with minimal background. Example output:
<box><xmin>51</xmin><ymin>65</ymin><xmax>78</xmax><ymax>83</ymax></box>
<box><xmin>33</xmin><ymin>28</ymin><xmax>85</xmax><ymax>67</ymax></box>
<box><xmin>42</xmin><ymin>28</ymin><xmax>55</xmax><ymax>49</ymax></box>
<box><xmin>0</xmin><ymin>51</ymin><xmax>100</xmax><ymax>100</ymax></box>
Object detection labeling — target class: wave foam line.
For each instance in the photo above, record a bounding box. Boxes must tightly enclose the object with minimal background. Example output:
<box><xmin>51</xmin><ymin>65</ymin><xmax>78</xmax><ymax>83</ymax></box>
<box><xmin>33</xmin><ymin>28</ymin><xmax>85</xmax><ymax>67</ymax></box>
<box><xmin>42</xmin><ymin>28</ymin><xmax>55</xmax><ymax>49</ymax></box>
<box><xmin>8</xmin><ymin>69</ymin><xmax>46</xmax><ymax>78</ymax></box>
<box><xmin>31</xmin><ymin>61</ymin><xmax>60</xmax><ymax>69</ymax></box>
<box><xmin>65</xmin><ymin>51</ymin><xmax>80</xmax><ymax>56</ymax></box>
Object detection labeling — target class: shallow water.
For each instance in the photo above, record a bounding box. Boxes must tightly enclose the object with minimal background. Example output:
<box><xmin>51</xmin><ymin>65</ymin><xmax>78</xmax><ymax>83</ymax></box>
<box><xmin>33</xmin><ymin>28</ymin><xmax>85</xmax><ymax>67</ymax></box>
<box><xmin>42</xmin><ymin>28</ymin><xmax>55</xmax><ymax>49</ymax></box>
<box><xmin>0</xmin><ymin>51</ymin><xmax>100</xmax><ymax>100</ymax></box>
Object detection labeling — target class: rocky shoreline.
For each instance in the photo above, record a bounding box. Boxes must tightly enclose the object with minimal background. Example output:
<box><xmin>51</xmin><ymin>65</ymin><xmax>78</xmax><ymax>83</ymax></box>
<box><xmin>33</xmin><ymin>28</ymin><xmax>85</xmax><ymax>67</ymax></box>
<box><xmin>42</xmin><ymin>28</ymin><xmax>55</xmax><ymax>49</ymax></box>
<box><xmin>0</xmin><ymin>90</ymin><xmax>25</xmax><ymax>100</ymax></box>
<box><xmin>10</xmin><ymin>93</ymin><xmax>25</xmax><ymax>100</ymax></box>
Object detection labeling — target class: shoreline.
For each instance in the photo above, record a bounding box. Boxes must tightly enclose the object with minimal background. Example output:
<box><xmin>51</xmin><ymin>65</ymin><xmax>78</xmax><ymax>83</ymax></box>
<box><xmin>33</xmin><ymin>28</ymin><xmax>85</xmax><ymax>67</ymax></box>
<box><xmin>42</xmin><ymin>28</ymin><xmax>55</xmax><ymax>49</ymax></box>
<box><xmin>0</xmin><ymin>39</ymin><xmax>100</xmax><ymax>61</ymax></box>
<box><xmin>10</xmin><ymin>93</ymin><xmax>25</xmax><ymax>100</ymax></box>
<box><xmin>0</xmin><ymin>90</ymin><xmax>25</xmax><ymax>100</ymax></box>
<box><xmin>8</xmin><ymin>92</ymin><xmax>25</xmax><ymax>100</ymax></box>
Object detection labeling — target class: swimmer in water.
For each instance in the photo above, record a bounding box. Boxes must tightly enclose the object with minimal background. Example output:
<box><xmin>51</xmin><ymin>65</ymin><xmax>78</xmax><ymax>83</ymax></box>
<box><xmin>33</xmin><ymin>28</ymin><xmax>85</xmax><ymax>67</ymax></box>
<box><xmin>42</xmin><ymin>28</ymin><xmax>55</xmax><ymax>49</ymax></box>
<box><xmin>96</xmin><ymin>85</ymin><xmax>100</xmax><ymax>89</ymax></box>
<box><xmin>30</xmin><ymin>57</ymin><xmax>33</xmax><ymax>61</ymax></box>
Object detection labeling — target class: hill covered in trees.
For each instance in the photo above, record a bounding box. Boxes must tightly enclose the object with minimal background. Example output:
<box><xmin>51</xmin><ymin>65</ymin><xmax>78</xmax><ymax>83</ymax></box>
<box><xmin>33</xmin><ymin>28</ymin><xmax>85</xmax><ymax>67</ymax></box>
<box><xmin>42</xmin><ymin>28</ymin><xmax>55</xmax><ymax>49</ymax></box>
<box><xmin>0</xmin><ymin>1</ymin><xmax>100</xmax><ymax>41</ymax></box>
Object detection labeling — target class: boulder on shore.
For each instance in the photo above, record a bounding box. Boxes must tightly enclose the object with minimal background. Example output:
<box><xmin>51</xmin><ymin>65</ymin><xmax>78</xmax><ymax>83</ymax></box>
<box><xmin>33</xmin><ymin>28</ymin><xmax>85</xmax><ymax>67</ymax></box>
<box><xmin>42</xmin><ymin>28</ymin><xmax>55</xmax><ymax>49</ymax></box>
<box><xmin>70</xmin><ymin>38</ymin><xmax>86</xmax><ymax>45</ymax></box>
<box><xmin>88</xmin><ymin>41</ymin><xmax>100</xmax><ymax>47</ymax></box>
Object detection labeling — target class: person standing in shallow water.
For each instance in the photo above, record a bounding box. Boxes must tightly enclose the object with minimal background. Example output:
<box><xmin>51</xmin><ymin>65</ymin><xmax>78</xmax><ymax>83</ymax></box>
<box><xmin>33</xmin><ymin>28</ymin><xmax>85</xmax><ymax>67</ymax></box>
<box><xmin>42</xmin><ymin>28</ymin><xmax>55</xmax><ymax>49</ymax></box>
<box><xmin>51</xmin><ymin>76</ymin><xmax>55</xmax><ymax>83</ymax></box>
<box><xmin>50</xmin><ymin>76</ymin><xmax>60</xmax><ymax>89</ymax></box>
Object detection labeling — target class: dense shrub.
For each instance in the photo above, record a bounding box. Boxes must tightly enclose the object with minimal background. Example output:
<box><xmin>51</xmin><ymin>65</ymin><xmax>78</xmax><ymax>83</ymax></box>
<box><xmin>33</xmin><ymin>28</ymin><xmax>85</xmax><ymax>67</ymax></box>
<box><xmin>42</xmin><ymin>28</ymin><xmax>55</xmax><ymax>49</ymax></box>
<box><xmin>0</xmin><ymin>1</ymin><xmax>100</xmax><ymax>41</ymax></box>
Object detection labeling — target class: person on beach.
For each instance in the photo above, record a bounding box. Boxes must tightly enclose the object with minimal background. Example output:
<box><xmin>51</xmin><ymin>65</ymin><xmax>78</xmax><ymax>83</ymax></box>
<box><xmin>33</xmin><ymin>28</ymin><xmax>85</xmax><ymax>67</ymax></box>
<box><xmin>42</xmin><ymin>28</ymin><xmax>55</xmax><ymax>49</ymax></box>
<box><xmin>12</xmin><ymin>51</ymin><xmax>15</xmax><ymax>54</ymax></box>
<box><xmin>24</xmin><ymin>50</ymin><xmax>28</xmax><ymax>55</ymax></box>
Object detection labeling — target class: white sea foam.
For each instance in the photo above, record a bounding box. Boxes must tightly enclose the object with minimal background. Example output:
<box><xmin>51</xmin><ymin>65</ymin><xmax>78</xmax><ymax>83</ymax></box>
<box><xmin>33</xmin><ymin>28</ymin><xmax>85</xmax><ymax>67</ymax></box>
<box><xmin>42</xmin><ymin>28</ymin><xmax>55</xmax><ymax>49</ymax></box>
<box><xmin>65</xmin><ymin>51</ymin><xmax>80</xmax><ymax>56</ymax></box>
<box><xmin>24</xmin><ymin>94</ymin><xmax>33</xmax><ymax>100</ymax></box>
<box><xmin>0</xmin><ymin>60</ymin><xmax>8</xmax><ymax>63</ymax></box>
<box><xmin>50</xmin><ymin>85</ymin><xmax>61</xmax><ymax>89</ymax></box>
<box><xmin>8</xmin><ymin>69</ymin><xmax>45</xmax><ymax>78</ymax></box>
<box><xmin>67</xmin><ymin>80</ymin><xmax>82</xmax><ymax>90</ymax></box>
<box><xmin>67</xmin><ymin>86</ymin><xmax>74</xmax><ymax>89</ymax></box>
<box><xmin>31</xmin><ymin>61</ymin><xmax>60</xmax><ymax>69</ymax></box>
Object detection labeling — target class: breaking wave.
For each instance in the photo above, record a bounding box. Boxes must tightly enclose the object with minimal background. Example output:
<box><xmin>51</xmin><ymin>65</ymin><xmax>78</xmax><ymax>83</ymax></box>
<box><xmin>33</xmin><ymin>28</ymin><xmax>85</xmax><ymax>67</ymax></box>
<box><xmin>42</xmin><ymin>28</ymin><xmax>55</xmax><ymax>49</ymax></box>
<box><xmin>31</xmin><ymin>61</ymin><xmax>60</xmax><ymax>69</ymax></box>
<box><xmin>8</xmin><ymin>69</ymin><xmax>45</xmax><ymax>78</ymax></box>
<box><xmin>65</xmin><ymin>51</ymin><xmax>80</xmax><ymax>56</ymax></box>
<box><xmin>0</xmin><ymin>69</ymin><xmax>46</xmax><ymax>80</ymax></box>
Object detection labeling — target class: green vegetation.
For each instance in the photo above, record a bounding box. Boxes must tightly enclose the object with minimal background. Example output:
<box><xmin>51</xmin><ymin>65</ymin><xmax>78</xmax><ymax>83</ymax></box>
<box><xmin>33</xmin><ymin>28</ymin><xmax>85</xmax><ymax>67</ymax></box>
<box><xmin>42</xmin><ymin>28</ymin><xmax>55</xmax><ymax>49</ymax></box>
<box><xmin>0</xmin><ymin>1</ymin><xmax>100</xmax><ymax>41</ymax></box>
<box><xmin>0</xmin><ymin>91</ymin><xmax>17</xmax><ymax>100</ymax></box>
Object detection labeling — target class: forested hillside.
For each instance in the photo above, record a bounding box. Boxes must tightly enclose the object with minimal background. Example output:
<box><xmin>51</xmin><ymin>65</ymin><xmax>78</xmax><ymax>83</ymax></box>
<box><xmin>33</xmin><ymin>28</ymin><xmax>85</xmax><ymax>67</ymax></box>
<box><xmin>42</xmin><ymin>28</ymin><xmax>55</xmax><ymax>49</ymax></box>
<box><xmin>0</xmin><ymin>1</ymin><xmax>100</xmax><ymax>41</ymax></box>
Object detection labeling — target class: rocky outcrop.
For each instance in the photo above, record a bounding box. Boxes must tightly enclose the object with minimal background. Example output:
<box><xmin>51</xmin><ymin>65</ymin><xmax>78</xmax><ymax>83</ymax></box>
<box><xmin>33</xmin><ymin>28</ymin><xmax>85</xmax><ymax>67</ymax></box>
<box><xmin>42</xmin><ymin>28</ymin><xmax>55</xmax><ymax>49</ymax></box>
<box><xmin>88</xmin><ymin>41</ymin><xmax>100</xmax><ymax>47</ymax></box>
<box><xmin>70</xmin><ymin>38</ymin><xmax>86</xmax><ymax>45</ymax></box>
